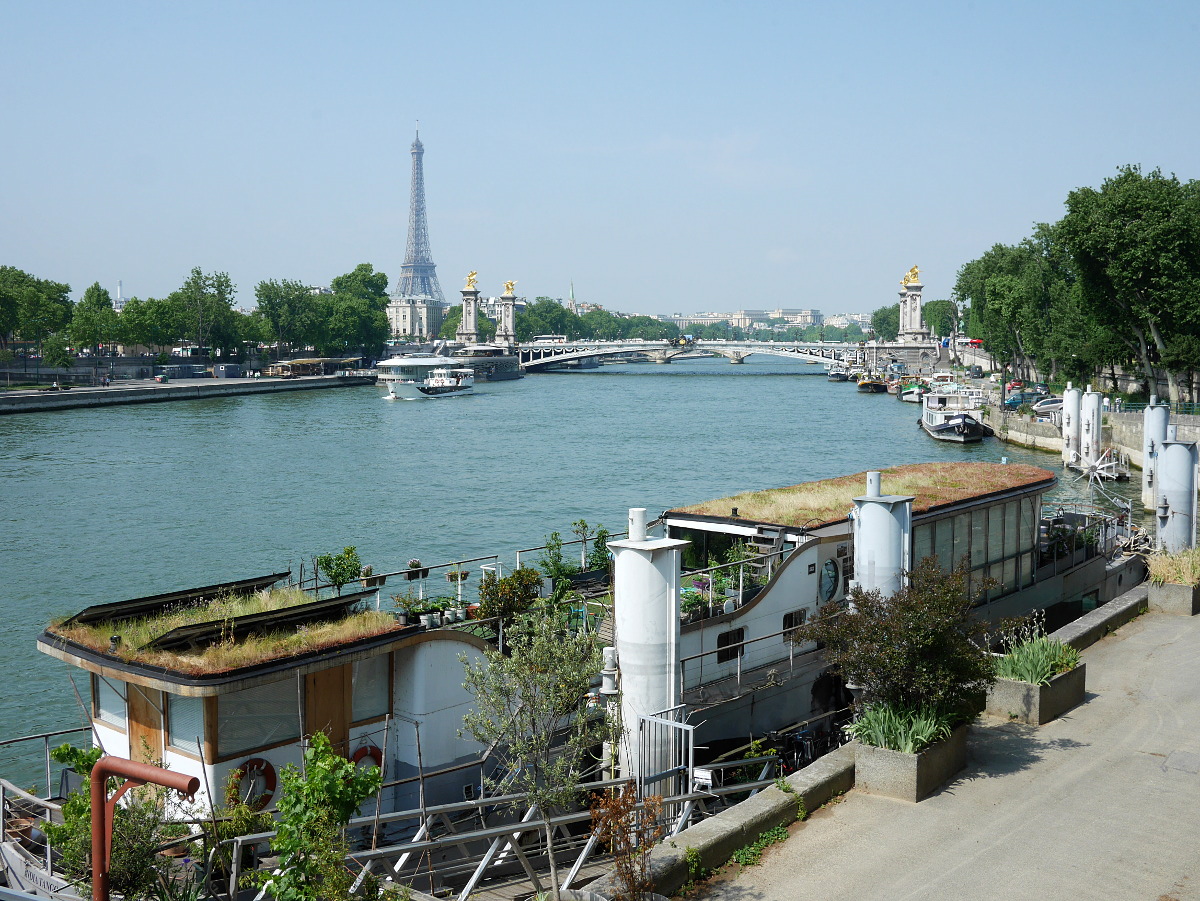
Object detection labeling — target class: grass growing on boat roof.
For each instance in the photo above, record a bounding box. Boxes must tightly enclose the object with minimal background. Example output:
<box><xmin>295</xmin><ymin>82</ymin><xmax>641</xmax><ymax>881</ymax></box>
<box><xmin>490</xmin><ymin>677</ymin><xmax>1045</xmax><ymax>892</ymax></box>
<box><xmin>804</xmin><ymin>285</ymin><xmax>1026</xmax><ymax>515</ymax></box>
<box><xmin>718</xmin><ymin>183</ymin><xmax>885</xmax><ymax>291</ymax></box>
<box><xmin>50</xmin><ymin>586</ymin><xmax>402</xmax><ymax>675</ymax></box>
<box><xmin>672</xmin><ymin>462</ymin><xmax>1053</xmax><ymax>528</ymax></box>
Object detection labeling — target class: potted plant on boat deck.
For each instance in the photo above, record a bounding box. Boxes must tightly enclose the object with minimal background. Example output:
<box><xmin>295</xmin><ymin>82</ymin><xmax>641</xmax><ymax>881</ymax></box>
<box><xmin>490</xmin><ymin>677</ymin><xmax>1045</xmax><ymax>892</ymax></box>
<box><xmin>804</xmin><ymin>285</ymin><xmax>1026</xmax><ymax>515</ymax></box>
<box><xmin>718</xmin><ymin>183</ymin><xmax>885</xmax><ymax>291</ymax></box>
<box><xmin>359</xmin><ymin>564</ymin><xmax>387</xmax><ymax>589</ymax></box>
<box><xmin>985</xmin><ymin>612</ymin><xmax>1084</xmax><ymax>725</ymax></box>
<box><xmin>405</xmin><ymin>558</ymin><xmax>430</xmax><ymax>581</ymax></box>
<box><xmin>1146</xmin><ymin>547</ymin><xmax>1200</xmax><ymax>616</ymax></box>
<box><xmin>798</xmin><ymin>557</ymin><xmax>996</xmax><ymax>802</ymax></box>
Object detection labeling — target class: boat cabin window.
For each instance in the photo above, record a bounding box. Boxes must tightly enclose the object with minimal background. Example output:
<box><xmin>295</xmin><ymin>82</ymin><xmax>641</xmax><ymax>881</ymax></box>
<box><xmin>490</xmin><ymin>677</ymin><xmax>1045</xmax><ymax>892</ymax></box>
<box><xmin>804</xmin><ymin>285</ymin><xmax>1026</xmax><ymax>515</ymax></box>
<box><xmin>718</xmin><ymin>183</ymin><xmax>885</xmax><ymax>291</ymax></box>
<box><xmin>716</xmin><ymin>628</ymin><xmax>745</xmax><ymax>663</ymax></box>
<box><xmin>167</xmin><ymin>694</ymin><xmax>205</xmax><ymax>752</ymax></box>
<box><xmin>217</xmin><ymin>679</ymin><xmax>302</xmax><ymax>757</ymax></box>
<box><xmin>782</xmin><ymin>609</ymin><xmax>806</xmax><ymax>640</ymax></box>
<box><xmin>352</xmin><ymin>655</ymin><xmax>390</xmax><ymax>723</ymax></box>
<box><xmin>911</xmin><ymin>495</ymin><xmax>1040</xmax><ymax>602</ymax></box>
<box><xmin>93</xmin><ymin>676</ymin><xmax>127</xmax><ymax>729</ymax></box>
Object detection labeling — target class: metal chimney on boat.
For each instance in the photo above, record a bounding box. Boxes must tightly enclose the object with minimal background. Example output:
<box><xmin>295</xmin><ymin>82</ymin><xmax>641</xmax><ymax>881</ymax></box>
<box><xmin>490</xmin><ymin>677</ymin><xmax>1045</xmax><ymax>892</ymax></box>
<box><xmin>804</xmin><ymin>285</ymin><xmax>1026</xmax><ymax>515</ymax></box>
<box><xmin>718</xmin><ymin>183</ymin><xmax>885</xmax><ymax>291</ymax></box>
<box><xmin>1079</xmin><ymin>386</ymin><xmax>1103</xmax><ymax>470</ymax></box>
<box><xmin>1155</xmin><ymin>438</ymin><xmax>1199</xmax><ymax>553</ymax></box>
<box><xmin>608</xmin><ymin>509</ymin><xmax>689</xmax><ymax>783</ymax></box>
<box><xmin>1061</xmin><ymin>383</ymin><xmax>1082</xmax><ymax>467</ymax></box>
<box><xmin>1142</xmin><ymin>396</ymin><xmax>1171</xmax><ymax>511</ymax></box>
<box><xmin>852</xmin><ymin>471</ymin><xmax>914</xmax><ymax>598</ymax></box>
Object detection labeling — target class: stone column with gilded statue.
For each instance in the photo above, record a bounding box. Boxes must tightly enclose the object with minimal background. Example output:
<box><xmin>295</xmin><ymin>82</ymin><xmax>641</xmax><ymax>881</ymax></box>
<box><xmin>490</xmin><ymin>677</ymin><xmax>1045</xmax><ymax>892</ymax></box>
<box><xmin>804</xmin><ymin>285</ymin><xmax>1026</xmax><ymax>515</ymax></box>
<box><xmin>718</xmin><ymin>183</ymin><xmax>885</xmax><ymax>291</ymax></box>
<box><xmin>457</xmin><ymin>271</ymin><xmax>480</xmax><ymax>344</ymax></box>
<box><xmin>494</xmin><ymin>280</ymin><xmax>518</xmax><ymax>348</ymax></box>
<box><xmin>897</xmin><ymin>266</ymin><xmax>930</xmax><ymax>342</ymax></box>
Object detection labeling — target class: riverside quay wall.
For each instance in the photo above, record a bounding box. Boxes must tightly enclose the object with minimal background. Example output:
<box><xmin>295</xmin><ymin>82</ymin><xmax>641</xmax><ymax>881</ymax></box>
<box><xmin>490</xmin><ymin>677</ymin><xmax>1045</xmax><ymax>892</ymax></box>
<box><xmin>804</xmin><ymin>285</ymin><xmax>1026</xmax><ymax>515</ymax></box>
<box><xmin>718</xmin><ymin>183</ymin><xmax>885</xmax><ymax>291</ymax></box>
<box><xmin>1000</xmin><ymin>410</ymin><xmax>1200</xmax><ymax>469</ymax></box>
<box><xmin>0</xmin><ymin>375</ymin><xmax>373</xmax><ymax>415</ymax></box>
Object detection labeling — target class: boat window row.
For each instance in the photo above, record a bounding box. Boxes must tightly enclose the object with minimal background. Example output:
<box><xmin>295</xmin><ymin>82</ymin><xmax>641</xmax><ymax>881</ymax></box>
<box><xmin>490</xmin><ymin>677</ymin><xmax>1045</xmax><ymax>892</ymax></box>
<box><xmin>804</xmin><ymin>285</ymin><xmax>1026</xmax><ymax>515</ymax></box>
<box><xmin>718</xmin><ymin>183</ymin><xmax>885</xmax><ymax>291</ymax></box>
<box><xmin>94</xmin><ymin>654</ymin><xmax>394</xmax><ymax>758</ymax></box>
<box><xmin>911</xmin><ymin>495</ymin><xmax>1039</xmax><ymax>602</ymax></box>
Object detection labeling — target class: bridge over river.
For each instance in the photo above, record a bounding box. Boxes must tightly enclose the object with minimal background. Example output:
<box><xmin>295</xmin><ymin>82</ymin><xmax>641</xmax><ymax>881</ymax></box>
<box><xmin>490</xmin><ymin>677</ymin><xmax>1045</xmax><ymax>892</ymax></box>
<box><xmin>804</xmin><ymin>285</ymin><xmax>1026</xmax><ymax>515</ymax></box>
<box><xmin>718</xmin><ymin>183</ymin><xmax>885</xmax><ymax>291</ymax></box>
<box><xmin>517</xmin><ymin>339</ymin><xmax>944</xmax><ymax>373</ymax></box>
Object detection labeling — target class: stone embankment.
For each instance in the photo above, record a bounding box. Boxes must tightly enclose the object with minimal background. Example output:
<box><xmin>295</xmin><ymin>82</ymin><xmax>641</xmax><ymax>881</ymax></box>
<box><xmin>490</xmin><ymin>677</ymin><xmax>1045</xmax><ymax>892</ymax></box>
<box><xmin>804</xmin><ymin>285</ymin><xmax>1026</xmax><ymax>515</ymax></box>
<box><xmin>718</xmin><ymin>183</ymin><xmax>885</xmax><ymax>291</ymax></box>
<box><xmin>0</xmin><ymin>375</ymin><xmax>373</xmax><ymax>415</ymax></box>
<box><xmin>998</xmin><ymin>410</ymin><xmax>1200</xmax><ymax>468</ymax></box>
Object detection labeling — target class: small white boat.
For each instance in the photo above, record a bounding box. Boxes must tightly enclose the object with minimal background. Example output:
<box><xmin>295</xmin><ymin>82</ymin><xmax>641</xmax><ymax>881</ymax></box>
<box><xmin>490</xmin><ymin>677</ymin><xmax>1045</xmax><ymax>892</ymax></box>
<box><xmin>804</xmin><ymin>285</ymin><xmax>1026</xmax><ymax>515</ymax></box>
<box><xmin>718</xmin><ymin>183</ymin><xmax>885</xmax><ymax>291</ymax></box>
<box><xmin>376</xmin><ymin>355</ymin><xmax>475</xmax><ymax>400</ymax></box>
<box><xmin>920</xmin><ymin>392</ymin><xmax>994</xmax><ymax>443</ymax></box>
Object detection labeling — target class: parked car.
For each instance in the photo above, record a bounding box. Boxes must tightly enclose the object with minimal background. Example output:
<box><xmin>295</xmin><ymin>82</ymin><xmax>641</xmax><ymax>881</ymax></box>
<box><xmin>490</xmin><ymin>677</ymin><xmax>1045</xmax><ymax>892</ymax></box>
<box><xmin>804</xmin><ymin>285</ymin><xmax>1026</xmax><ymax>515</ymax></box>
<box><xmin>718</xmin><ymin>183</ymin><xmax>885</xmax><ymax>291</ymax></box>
<box><xmin>1005</xmin><ymin>379</ymin><xmax>1024</xmax><ymax>391</ymax></box>
<box><xmin>1003</xmin><ymin>391</ymin><xmax>1044</xmax><ymax>409</ymax></box>
<box><xmin>1032</xmin><ymin>396</ymin><xmax>1063</xmax><ymax>413</ymax></box>
<box><xmin>1030</xmin><ymin>383</ymin><xmax>1050</xmax><ymax>395</ymax></box>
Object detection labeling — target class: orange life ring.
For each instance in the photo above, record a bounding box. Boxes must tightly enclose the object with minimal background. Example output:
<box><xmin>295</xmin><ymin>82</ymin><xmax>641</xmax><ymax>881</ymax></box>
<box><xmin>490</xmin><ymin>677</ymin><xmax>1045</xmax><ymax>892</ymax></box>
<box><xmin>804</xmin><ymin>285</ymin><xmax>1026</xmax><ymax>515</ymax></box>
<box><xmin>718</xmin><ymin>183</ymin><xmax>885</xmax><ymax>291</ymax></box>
<box><xmin>351</xmin><ymin>744</ymin><xmax>383</xmax><ymax>769</ymax></box>
<box><xmin>228</xmin><ymin>757</ymin><xmax>276</xmax><ymax>811</ymax></box>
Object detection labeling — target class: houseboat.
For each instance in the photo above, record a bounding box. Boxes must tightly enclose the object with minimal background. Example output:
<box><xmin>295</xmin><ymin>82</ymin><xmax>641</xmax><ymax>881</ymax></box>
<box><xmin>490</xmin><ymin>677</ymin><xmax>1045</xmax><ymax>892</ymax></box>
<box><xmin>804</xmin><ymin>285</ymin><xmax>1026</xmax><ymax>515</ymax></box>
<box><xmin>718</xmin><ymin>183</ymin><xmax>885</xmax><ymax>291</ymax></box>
<box><xmin>2</xmin><ymin>462</ymin><xmax>1147</xmax><ymax>898</ymax></box>
<box><xmin>920</xmin><ymin>391</ymin><xmax>994</xmax><ymax>442</ymax></box>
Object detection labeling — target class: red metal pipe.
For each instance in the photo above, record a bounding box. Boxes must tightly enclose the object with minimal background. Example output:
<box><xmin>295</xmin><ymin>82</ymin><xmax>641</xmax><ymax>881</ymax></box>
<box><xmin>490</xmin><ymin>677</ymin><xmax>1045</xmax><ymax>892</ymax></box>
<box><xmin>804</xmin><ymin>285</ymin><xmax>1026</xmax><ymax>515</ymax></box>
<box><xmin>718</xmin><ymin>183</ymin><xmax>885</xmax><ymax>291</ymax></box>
<box><xmin>90</xmin><ymin>756</ymin><xmax>200</xmax><ymax>901</ymax></box>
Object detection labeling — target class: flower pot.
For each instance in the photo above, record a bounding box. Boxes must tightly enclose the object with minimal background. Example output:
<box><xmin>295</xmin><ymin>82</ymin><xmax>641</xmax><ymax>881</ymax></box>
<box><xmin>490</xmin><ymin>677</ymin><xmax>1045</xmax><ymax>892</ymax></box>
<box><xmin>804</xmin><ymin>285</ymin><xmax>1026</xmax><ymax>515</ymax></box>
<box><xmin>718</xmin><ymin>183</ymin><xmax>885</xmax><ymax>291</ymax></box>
<box><xmin>405</xmin><ymin>568</ymin><xmax>429</xmax><ymax>581</ymax></box>
<box><xmin>396</xmin><ymin>611</ymin><xmax>411</xmax><ymax>626</ymax></box>
<box><xmin>454</xmin><ymin>607</ymin><xmax>467</xmax><ymax>622</ymax></box>
<box><xmin>853</xmin><ymin>724</ymin><xmax>968</xmax><ymax>802</ymax></box>
<box><xmin>467</xmin><ymin>604</ymin><xmax>481</xmax><ymax>620</ymax></box>
<box><xmin>1148</xmin><ymin>582</ymin><xmax>1200</xmax><ymax>616</ymax></box>
<box><xmin>420</xmin><ymin>613</ymin><xmax>438</xmax><ymax>629</ymax></box>
<box><xmin>360</xmin><ymin>575</ymin><xmax>386</xmax><ymax>588</ymax></box>
<box><xmin>985</xmin><ymin>663</ymin><xmax>1086</xmax><ymax>725</ymax></box>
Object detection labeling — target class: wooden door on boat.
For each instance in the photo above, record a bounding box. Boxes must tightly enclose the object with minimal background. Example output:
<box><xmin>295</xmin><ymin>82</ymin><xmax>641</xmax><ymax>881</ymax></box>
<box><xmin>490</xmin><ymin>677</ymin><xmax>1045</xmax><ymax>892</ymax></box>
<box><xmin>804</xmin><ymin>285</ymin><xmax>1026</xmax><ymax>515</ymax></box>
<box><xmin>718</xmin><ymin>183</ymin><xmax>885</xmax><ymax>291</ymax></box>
<box><xmin>127</xmin><ymin>686</ymin><xmax>165</xmax><ymax>763</ymax></box>
<box><xmin>305</xmin><ymin>665</ymin><xmax>351</xmax><ymax>756</ymax></box>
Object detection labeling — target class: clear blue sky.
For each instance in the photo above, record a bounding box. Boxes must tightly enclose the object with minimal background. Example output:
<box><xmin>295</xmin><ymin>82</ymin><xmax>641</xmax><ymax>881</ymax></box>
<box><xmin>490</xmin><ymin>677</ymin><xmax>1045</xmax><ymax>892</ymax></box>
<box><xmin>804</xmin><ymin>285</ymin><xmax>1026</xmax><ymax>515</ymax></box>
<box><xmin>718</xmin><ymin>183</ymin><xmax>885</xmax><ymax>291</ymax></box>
<box><xmin>4</xmin><ymin>1</ymin><xmax>1198</xmax><ymax>316</ymax></box>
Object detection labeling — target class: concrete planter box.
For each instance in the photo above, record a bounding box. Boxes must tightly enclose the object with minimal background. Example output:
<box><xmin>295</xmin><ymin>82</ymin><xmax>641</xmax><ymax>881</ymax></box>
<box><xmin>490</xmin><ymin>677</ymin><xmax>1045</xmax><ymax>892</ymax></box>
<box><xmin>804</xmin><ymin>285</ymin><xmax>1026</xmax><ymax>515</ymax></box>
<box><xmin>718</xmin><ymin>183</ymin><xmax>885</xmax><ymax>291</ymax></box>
<box><xmin>1148</xmin><ymin>582</ymin><xmax>1200</xmax><ymax>616</ymax></box>
<box><xmin>853</xmin><ymin>724</ymin><xmax>967</xmax><ymax>803</ymax></box>
<box><xmin>985</xmin><ymin>663</ymin><xmax>1086</xmax><ymax>725</ymax></box>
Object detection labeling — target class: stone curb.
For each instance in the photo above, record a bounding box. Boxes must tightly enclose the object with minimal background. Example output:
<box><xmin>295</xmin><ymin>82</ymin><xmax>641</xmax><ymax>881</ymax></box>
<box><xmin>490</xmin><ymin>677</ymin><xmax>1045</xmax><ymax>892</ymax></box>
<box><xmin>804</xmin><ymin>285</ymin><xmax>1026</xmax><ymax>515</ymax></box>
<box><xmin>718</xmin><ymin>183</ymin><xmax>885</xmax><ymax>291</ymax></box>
<box><xmin>1051</xmin><ymin>583</ymin><xmax>1148</xmax><ymax>651</ymax></box>
<box><xmin>585</xmin><ymin>745</ymin><xmax>856</xmax><ymax>899</ymax></box>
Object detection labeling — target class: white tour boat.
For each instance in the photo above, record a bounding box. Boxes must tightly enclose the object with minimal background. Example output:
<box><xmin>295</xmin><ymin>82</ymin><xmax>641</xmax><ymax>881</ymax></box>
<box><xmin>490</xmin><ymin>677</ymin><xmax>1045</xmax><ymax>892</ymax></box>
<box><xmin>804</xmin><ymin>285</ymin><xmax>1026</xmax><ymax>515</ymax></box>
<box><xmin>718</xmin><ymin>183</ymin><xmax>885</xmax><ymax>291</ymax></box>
<box><xmin>376</xmin><ymin>355</ymin><xmax>475</xmax><ymax>400</ymax></box>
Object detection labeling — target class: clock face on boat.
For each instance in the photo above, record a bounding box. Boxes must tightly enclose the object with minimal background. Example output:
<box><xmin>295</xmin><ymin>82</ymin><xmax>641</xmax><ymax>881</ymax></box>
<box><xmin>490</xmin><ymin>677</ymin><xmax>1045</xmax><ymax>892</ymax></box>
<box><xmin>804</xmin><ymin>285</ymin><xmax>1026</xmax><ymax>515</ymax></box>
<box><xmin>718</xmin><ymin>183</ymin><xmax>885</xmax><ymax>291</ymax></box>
<box><xmin>820</xmin><ymin>559</ymin><xmax>839</xmax><ymax>602</ymax></box>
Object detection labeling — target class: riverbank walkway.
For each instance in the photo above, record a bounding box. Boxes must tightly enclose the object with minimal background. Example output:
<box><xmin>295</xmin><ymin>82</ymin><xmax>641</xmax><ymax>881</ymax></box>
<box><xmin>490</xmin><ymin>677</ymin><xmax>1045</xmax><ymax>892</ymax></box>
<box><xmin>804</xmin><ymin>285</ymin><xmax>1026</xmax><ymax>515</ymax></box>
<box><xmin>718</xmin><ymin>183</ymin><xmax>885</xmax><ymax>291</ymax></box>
<box><xmin>0</xmin><ymin>374</ymin><xmax>373</xmax><ymax>414</ymax></box>
<box><xmin>696</xmin><ymin>608</ymin><xmax>1200</xmax><ymax>901</ymax></box>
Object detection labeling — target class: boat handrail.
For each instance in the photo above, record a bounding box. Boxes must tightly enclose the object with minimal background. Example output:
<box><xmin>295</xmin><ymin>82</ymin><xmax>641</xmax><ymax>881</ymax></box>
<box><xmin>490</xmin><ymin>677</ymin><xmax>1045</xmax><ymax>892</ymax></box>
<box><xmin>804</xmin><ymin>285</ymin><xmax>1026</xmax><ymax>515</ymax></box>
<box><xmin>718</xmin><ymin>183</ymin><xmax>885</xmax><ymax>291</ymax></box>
<box><xmin>0</xmin><ymin>726</ymin><xmax>90</xmax><ymax>799</ymax></box>
<box><xmin>0</xmin><ymin>779</ymin><xmax>62</xmax><ymax>811</ymax></box>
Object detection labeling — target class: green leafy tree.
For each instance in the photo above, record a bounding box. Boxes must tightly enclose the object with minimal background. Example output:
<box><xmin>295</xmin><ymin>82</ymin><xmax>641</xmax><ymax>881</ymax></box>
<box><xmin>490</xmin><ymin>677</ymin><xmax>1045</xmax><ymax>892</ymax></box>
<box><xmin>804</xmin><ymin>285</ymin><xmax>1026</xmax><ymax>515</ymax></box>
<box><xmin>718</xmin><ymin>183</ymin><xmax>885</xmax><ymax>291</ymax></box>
<box><xmin>117</xmin><ymin>296</ymin><xmax>186</xmax><ymax>353</ymax></box>
<box><xmin>870</xmin><ymin>304</ymin><xmax>900</xmax><ymax>341</ymax></box>
<box><xmin>477</xmin><ymin>566</ymin><xmax>543</xmax><ymax>621</ymax></box>
<box><xmin>168</xmin><ymin>267</ymin><xmax>236</xmax><ymax>355</ymax></box>
<box><xmin>42</xmin><ymin>333</ymin><xmax>73</xmax><ymax>371</ymax></box>
<box><xmin>254</xmin><ymin>279</ymin><xmax>315</xmax><ymax>358</ymax></box>
<box><xmin>462</xmin><ymin>610</ymin><xmax>604</xmax><ymax>901</ymax></box>
<box><xmin>43</xmin><ymin>744</ymin><xmax>173</xmax><ymax>901</ymax></box>
<box><xmin>5</xmin><ymin>268</ymin><xmax>72</xmax><ymax>354</ymax></box>
<box><xmin>1058</xmin><ymin>164</ymin><xmax>1200</xmax><ymax>402</ymax></box>
<box><xmin>516</xmin><ymin>297</ymin><xmax>578</xmax><ymax>341</ymax></box>
<box><xmin>921</xmin><ymin>299</ymin><xmax>958</xmax><ymax>338</ymax></box>
<box><xmin>798</xmin><ymin>556</ymin><xmax>995</xmax><ymax>715</ymax></box>
<box><xmin>537</xmin><ymin>531</ymin><xmax>579</xmax><ymax>581</ymax></box>
<box><xmin>329</xmin><ymin>263</ymin><xmax>389</xmax><ymax>309</ymax></box>
<box><xmin>315</xmin><ymin>546</ymin><xmax>362</xmax><ymax>594</ymax></box>
<box><xmin>255</xmin><ymin>731</ymin><xmax>381</xmax><ymax>901</ymax></box>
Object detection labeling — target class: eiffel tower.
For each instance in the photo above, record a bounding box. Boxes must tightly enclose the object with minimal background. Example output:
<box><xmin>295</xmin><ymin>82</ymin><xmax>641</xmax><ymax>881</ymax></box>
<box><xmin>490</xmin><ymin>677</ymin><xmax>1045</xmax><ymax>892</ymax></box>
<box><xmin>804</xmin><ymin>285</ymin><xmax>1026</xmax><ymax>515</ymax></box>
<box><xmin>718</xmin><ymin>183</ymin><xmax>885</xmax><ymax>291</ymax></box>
<box><xmin>394</xmin><ymin>128</ymin><xmax>445</xmax><ymax>303</ymax></box>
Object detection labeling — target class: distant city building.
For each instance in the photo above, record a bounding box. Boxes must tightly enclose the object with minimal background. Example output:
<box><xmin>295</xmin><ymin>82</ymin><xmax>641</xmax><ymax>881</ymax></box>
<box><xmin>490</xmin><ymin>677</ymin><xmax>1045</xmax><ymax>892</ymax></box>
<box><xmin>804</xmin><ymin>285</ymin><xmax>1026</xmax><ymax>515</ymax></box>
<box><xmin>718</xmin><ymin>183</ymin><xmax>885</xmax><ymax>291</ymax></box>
<box><xmin>825</xmin><ymin>313</ymin><xmax>871</xmax><ymax>329</ymax></box>
<box><xmin>308</xmin><ymin>286</ymin><xmax>333</xmax><ymax>295</ymax></box>
<box><xmin>660</xmin><ymin>308</ymin><xmax>822</xmax><ymax>329</ymax></box>
<box><xmin>386</xmin><ymin>296</ymin><xmax>445</xmax><ymax>339</ymax></box>
<box><xmin>479</xmin><ymin>295</ymin><xmax>527</xmax><ymax>322</ymax></box>
<box><xmin>113</xmin><ymin>280</ymin><xmax>127</xmax><ymax>312</ymax></box>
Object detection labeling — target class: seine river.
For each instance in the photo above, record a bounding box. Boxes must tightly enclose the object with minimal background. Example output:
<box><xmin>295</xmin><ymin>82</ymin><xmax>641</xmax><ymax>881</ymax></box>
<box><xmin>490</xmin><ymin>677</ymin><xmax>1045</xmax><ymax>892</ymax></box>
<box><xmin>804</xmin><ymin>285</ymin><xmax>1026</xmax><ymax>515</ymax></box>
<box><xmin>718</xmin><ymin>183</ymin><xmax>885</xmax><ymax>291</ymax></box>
<box><xmin>0</xmin><ymin>356</ymin><xmax>1122</xmax><ymax>781</ymax></box>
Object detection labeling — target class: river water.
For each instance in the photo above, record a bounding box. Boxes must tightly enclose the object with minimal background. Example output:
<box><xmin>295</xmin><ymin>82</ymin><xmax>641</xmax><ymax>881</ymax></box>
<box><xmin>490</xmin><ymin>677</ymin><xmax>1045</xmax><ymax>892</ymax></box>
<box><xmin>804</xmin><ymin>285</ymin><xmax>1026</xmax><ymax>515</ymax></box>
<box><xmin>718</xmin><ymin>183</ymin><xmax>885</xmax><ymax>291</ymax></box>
<box><xmin>0</xmin><ymin>357</ymin><xmax>1130</xmax><ymax>781</ymax></box>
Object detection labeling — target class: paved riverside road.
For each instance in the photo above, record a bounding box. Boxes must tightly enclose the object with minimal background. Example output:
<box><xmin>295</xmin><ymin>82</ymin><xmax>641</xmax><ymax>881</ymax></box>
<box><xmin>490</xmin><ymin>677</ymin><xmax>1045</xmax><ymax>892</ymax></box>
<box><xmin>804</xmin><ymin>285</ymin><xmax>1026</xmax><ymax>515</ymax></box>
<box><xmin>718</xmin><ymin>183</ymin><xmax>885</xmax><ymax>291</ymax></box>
<box><xmin>697</xmin><ymin>611</ymin><xmax>1200</xmax><ymax>901</ymax></box>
